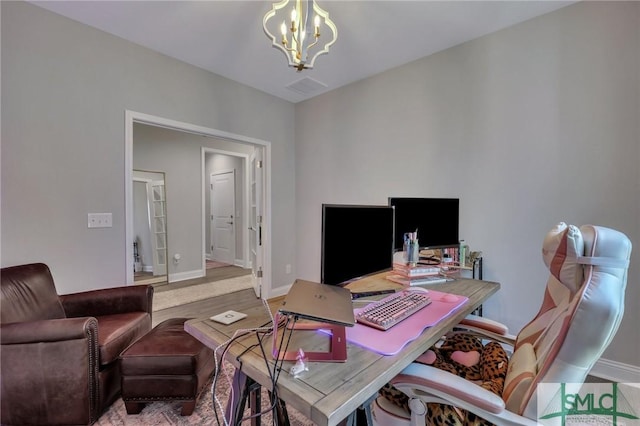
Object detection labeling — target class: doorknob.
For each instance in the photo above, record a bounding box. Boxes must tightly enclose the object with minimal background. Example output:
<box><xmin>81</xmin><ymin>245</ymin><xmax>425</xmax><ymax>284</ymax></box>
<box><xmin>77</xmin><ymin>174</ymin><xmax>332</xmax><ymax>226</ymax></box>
<box><xmin>227</xmin><ymin>221</ymin><xmax>234</xmax><ymax>225</ymax></box>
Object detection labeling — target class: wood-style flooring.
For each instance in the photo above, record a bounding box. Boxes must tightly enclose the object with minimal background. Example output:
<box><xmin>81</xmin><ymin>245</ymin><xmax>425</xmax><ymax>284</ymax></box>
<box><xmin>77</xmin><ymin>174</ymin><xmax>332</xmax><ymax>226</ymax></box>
<box><xmin>152</xmin><ymin>265</ymin><xmax>251</xmax><ymax>293</ymax></box>
<box><xmin>153</xmin><ymin>288</ymin><xmax>260</xmax><ymax>327</ymax></box>
<box><xmin>150</xmin><ymin>265</ymin><xmax>258</xmax><ymax>327</ymax></box>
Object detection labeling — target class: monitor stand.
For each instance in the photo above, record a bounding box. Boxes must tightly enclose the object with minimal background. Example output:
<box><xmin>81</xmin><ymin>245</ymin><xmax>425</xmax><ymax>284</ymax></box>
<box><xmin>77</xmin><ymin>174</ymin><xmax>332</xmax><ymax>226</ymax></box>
<box><xmin>271</xmin><ymin>313</ymin><xmax>347</xmax><ymax>362</ymax></box>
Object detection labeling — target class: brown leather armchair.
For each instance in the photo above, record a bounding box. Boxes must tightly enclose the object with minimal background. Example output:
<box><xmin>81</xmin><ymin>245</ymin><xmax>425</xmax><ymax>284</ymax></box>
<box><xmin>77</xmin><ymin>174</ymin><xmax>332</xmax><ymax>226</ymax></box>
<box><xmin>1</xmin><ymin>263</ymin><xmax>154</xmax><ymax>425</ymax></box>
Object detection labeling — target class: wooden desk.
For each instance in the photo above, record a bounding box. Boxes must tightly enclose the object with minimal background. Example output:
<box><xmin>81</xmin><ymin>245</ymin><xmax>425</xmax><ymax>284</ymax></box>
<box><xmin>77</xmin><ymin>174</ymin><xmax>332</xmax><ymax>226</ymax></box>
<box><xmin>185</xmin><ymin>272</ymin><xmax>499</xmax><ymax>426</ymax></box>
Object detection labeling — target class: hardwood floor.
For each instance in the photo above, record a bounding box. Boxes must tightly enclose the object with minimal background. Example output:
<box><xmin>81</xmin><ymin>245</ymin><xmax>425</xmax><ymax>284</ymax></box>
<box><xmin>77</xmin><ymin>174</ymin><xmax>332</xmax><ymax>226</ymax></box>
<box><xmin>152</xmin><ymin>287</ymin><xmax>263</xmax><ymax>327</ymax></box>
<box><xmin>148</xmin><ymin>265</ymin><xmax>255</xmax><ymax>327</ymax></box>
<box><xmin>150</xmin><ymin>265</ymin><xmax>251</xmax><ymax>292</ymax></box>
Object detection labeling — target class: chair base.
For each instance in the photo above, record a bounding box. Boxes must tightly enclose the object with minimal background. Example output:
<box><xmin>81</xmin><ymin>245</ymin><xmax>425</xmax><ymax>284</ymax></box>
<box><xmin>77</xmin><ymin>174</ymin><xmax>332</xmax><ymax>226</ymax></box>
<box><xmin>372</xmin><ymin>397</ymin><xmax>410</xmax><ymax>426</ymax></box>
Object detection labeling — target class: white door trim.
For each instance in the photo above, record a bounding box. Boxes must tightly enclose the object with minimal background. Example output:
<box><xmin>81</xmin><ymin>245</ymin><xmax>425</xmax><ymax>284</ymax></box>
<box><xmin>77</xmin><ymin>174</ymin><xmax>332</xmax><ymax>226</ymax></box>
<box><xmin>125</xmin><ymin>110</ymin><xmax>272</xmax><ymax>296</ymax></box>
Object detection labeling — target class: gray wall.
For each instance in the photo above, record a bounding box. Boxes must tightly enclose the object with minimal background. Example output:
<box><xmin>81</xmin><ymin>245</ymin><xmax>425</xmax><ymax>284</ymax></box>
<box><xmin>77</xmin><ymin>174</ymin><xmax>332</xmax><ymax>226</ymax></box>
<box><xmin>1</xmin><ymin>1</ymin><xmax>295</xmax><ymax>294</ymax></box>
<box><xmin>295</xmin><ymin>1</ymin><xmax>639</xmax><ymax>369</ymax></box>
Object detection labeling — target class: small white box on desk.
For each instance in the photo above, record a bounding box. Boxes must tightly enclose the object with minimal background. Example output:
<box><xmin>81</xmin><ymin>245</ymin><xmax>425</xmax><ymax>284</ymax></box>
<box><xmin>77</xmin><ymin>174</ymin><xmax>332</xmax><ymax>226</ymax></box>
<box><xmin>210</xmin><ymin>310</ymin><xmax>247</xmax><ymax>325</ymax></box>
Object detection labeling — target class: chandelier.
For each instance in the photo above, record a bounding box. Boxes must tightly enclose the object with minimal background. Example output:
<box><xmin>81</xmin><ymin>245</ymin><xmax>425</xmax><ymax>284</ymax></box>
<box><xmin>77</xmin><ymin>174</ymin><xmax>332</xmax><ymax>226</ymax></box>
<box><xmin>263</xmin><ymin>0</ymin><xmax>337</xmax><ymax>71</ymax></box>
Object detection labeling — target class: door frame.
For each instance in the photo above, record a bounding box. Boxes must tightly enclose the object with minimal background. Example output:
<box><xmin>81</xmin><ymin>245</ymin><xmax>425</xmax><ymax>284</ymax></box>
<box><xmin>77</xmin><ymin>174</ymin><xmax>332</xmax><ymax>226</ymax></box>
<box><xmin>125</xmin><ymin>110</ymin><xmax>271</xmax><ymax>295</ymax></box>
<box><xmin>249</xmin><ymin>148</ymin><xmax>264</xmax><ymax>298</ymax></box>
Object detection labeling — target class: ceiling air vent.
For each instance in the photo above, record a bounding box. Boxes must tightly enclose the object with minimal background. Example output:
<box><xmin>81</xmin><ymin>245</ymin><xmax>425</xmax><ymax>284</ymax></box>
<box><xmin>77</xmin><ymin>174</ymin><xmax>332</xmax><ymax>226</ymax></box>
<box><xmin>285</xmin><ymin>77</ymin><xmax>328</xmax><ymax>95</ymax></box>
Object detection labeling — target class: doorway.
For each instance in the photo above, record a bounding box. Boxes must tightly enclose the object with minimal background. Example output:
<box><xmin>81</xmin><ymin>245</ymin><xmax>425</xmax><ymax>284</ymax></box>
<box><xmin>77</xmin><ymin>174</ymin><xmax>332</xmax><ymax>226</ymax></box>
<box><xmin>125</xmin><ymin>111</ymin><xmax>271</xmax><ymax>298</ymax></box>
<box><xmin>210</xmin><ymin>170</ymin><xmax>236</xmax><ymax>266</ymax></box>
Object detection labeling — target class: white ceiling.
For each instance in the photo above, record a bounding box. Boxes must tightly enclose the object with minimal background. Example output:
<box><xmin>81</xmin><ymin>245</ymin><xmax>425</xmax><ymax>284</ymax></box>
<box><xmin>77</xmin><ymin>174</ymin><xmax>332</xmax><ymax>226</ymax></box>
<box><xmin>30</xmin><ymin>1</ymin><xmax>575</xmax><ymax>103</ymax></box>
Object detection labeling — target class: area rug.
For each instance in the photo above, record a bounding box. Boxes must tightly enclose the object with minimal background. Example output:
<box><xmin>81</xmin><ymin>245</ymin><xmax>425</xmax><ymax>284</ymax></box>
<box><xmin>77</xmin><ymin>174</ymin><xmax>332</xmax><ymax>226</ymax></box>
<box><xmin>96</xmin><ymin>361</ymin><xmax>314</xmax><ymax>426</ymax></box>
<box><xmin>153</xmin><ymin>275</ymin><xmax>253</xmax><ymax>311</ymax></box>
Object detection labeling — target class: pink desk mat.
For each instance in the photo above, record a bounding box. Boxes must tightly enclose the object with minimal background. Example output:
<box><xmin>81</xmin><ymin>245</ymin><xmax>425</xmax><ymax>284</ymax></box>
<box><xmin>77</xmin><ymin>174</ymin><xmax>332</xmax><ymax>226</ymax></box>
<box><xmin>346</xmin><ymin>290</ymin><xmax>468</xmax><ymax>356</ymax></box>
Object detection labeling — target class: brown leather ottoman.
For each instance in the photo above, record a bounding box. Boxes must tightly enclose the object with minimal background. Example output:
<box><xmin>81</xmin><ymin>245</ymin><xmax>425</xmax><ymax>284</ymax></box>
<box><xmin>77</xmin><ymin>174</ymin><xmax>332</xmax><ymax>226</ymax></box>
<box><xmin>119</xmin><ymin>317</ymin><xmax>215</xmax><ymax>416</ymax></box>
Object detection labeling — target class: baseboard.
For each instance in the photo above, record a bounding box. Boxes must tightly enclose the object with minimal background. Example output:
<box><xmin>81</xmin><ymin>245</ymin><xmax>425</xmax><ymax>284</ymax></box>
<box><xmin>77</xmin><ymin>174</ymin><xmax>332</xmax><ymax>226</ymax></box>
<box><xmin>206</xmin><ymin>257</ymin><xmax>245</xmax><ymax>268</ymax></box>
<box><xmin>168</xmin><ymin>269</ymin><xmax>204</xmax><ymax>283</ymax></box>
<box><xmin>269</xmin><ymin>282</ymin><xmax>293</xmax><ymax>299</ymax></box>
<box><xmin>590</xmin><ymin>357</ymin><xmax>640</xmax><ymax>383</ymax></box>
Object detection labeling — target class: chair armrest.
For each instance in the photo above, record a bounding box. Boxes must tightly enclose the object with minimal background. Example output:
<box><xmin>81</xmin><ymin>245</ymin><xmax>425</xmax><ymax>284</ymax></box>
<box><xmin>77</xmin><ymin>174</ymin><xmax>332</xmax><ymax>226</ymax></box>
<box><xmin>393</xmin><ymin>363</ymin><xmax>506</xmax><ymax>414</ymax></box>
<box><xmin>60</xmin><ymin>285</ymin><xmax>154</xmax><ymax>317</ymax></box>
<box><xmin>1</xmin><ymin>317</ymin><xmax>97</xmax><ymax>344</ymax></box>
<box><xmin>391</xmin><ymin>363</ymin><xmax>538</xmax><ymax>426</ymax></box>
<box><xmin>456</xmin><ymin>314</ymin><xmax>517</xmax><ymax>346</ymax></box>
<box><xmin>1</xmin><ymin>318</ymin><xmax>101</xmax><ymax>424</ymax></box>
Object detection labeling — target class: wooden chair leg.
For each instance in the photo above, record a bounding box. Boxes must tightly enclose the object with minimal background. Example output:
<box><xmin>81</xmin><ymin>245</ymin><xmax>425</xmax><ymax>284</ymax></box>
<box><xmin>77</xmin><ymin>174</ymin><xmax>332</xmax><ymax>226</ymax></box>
<box><xmin>181</xmin><ymin>400</ymin><xmax>196</xmax><ymax>416</ymax></box>
<box><xmin>124</xmin><ymin>401</ymin><xmax>145</xmax><ymax>414</ymax></box>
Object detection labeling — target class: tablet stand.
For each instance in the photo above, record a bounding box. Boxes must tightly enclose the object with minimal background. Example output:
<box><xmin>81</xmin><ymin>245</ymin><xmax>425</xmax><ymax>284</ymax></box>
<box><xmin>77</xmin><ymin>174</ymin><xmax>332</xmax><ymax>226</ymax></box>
<box><xmin>272</xmin><ymin>313</ymin><xmax>347</xmax><ymax>362</ymax></box>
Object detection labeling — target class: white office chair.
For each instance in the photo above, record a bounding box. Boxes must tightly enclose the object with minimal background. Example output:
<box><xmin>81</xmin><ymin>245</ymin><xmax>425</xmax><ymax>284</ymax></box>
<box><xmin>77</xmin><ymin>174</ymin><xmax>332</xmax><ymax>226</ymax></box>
<box><xmin>372</xmin><ymin>222</ymin><xmax>632</xmax><ymax>426</ymax></box>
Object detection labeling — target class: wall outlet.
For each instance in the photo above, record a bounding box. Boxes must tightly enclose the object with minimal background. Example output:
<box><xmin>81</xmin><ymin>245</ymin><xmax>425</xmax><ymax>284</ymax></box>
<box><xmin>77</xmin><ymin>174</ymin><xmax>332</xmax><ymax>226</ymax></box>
<box><xmin>88</xmin><ymin>213</ymin><xmax>112</xmax><ymax>228</ymax></box>
<box><xmin>285</xmin><ymin>264</ymin><xmax>292</xmax><ymax>274</ymax></box>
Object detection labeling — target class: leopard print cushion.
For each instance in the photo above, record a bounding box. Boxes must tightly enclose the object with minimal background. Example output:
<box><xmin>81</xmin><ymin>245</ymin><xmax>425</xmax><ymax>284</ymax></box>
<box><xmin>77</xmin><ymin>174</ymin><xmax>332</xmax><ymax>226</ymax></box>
<box><xmin>379</xmin><ymin>333</ymin><xmax>508</xmax><ymax>425</ymax></box>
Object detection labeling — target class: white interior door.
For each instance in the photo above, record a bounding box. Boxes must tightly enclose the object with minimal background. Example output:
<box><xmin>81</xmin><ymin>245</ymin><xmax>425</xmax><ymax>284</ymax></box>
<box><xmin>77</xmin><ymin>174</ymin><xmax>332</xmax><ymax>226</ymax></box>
<box><xmin>147</xmin><ymin>180</ymin><xmax>167</xmax><ymax>276</ymax></box>
<box><xmin>249</xmin><ymin>148</ymin><xmax>264</xmax><ymax>297</ymax></box>
<box><xmin>210</xmin><ymin>170</ymin><xmax>236</xmax><ymax>265</ymax></box>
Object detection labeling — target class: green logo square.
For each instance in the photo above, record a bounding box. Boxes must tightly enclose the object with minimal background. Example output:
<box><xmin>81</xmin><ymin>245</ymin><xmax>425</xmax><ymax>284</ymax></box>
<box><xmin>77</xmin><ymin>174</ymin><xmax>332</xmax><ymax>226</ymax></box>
<box><xmin>537</xmin><ymin>383</ymin><xmax>640</xmax><ymax>425</ymax></box>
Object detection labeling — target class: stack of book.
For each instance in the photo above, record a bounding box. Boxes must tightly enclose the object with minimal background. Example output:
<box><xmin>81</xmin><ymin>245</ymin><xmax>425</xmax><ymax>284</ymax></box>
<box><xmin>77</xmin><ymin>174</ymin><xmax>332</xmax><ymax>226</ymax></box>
<box><xmin>386</xmin><ymin>263</ymin><xmax>442</xmax><ymax>286</ymax></box>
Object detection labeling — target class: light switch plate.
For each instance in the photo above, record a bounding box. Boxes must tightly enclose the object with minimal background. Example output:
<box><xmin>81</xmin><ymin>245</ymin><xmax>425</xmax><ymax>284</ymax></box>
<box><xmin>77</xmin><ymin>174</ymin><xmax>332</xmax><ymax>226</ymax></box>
<box><xmin>88</xmin><ymin>213</ymin><xmax>112</xmax><ymax>228</ymax></box>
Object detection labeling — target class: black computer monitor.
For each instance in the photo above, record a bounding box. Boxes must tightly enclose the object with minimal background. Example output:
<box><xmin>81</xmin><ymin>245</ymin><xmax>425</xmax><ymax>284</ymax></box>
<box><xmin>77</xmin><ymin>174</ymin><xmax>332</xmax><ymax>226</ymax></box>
<box><xmin>388</xmin><ymin>197</ymin><xmax>459</xmax><ymax>250</ymax></box>
<box><xmin>321</xmin><ymin>204</ymin><xmax>395</xmax><ymax>285</ymax></box>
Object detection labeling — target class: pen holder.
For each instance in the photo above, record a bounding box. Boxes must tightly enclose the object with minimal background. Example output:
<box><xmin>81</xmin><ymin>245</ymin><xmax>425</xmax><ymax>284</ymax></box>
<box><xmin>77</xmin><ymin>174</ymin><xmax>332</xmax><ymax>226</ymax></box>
<box><xmin>403</xmin><ymin>241</ymin><xmax>419</xmax><ymax>267</ymax></box>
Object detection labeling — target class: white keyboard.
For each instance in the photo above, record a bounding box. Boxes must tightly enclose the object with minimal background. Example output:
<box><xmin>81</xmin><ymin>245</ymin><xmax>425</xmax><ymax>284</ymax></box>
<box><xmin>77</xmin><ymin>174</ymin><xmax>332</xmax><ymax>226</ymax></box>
<box><xmin>355</xmin><ymin>291</ymin><xmax>432</xmax><ymax>331</ymax></box>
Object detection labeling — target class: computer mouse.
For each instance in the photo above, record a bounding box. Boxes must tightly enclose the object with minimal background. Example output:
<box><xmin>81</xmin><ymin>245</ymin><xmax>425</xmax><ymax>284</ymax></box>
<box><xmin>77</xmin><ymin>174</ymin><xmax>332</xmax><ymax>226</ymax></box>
<box><xmin>441</xmin><ymin>293</ymin><xmax>459</xmax><ymax>303</ymax></box>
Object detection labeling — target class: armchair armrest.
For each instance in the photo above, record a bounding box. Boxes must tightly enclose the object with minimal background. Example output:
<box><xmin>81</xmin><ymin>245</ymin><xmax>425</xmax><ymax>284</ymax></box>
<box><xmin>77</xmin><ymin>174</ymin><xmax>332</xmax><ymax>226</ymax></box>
<box><xmin>60</xmin><ymin>285</ymin><xmax>153</xmax><ymax>318</ymax></box>
<box><xmin>1</xmin><ymin>318</ymin><xmax>101</xmax><ymax>424</ymax></box>
<box><xmin>1</xmin><ymin>317</ymin><xmax>97</xmax><ymax>344</ymax></box>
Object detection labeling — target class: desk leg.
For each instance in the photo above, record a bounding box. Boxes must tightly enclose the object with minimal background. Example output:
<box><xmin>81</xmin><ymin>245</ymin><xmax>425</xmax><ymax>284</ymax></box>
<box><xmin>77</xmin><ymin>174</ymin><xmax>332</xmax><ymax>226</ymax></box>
<box><xmin>226</xmin><ymin>370</ymin><xmax>263</xmax><ymax>426</ymax></box>
<box><xmin>225</xmin><ymin>369</ymin><xmax>247</xmax><ymax>425</ymax></box>
<box><xmin>249</xmin><ymin>384</ymin><xmax>261</xmax><ymax>426</ymax></box>
<box><xmin>342</xmin><ymin>393</ymin><xmax>376</xmax><ymax>426</ymax></box>
<box><xmin>268</xmin><ymin>392</ymin><xmax>291</xmax><ymax>426</ymax></box>
<box><xmin>226</xmin><ymin>369</ymin><xmax>289</xmax><ymax>426</ymax></box>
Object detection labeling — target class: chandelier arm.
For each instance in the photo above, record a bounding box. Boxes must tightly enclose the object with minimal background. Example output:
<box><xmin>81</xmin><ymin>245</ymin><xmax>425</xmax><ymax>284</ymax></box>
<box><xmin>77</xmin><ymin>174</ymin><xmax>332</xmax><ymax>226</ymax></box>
<box><xmin>305</xmin><ymin>39</ymin><xmax>320</xmax><ymax>50</ymax></box>
<box><xmin>283</xmin><ymin>46</ymin><xmax>298</xmax><ymax>54</ymax></box>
